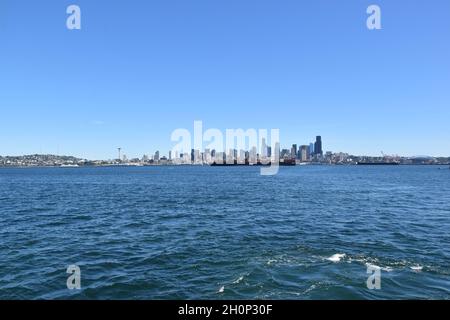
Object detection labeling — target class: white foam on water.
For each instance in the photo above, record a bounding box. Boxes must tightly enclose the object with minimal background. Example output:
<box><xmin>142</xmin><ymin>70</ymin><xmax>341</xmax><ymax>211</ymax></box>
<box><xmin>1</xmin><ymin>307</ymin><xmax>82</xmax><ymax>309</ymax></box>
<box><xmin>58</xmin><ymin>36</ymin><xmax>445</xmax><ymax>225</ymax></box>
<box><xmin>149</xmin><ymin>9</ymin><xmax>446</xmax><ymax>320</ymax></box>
<box><xmin>350</xmin><ymin>258</ymin><xmax>366</xmax><ymax>264</ymax></box>
<box><xmin>218</xmin><ymin>286</ymin><xmax>225</xmax><ymax>293</ymax></box>
<box><xmin>327</xmin><ymin>253</ymin><xmax>346</xmax><ymax>263</ymax></box>
<box><xmin>267</xmin><ymin>259</ymin><xmax>277</xmax><ymax>265</ymax></box>
<box><xmin>232</xmin><ymin>276</ymin><xmax>244</xmax><ymax>284</ymax></box>
<box><xmin>303</xmin><ymin>284</ymin><xmax>317</xmax><ymax>294</ymax></box>
<box><xmin>410</xmin><ymin>266</ymin><xmax>423</xmax><ymax>272</ymax></box>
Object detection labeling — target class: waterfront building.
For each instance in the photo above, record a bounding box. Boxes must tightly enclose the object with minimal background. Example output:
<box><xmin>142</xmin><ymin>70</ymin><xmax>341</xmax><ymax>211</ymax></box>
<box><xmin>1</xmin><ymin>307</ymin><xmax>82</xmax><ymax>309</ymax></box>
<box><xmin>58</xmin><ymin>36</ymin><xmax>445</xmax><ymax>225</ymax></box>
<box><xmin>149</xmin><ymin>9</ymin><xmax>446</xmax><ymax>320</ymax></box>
<box><xmin>300</xmin><ymin>145</ymin><xmax>309</xmax><ymax>162</ymax></box>
<box><xmin>281</xmin><ymin>149</ymin><xmax>290</xmax><ymax>159</ymax></box>
<box><xmin>237</xmin><ymin>149</ymin><xmax>245</xmax><ymax>164</ymax></box>
<box><xmin>250</xmin><ymin>146</ymin><xmax>257</xmax><ymax>164</ymax></box>
<box><xmin>291</xmin><ymin>144</ymin><xmax>298</xmax><ymax>159</ymax></box>
<box><xmin>226</xmin><ymin>149</ymin><xmax>234</xmax><ymax>164</ymax></box>
<box><xmin>194</xmin><ymin>149</ymin><xmax>201</xmax><ymax>164</ymax></box>
<box><xmin>214</xmin><ymin>152</ymin><xmax>225</xmax><ymax>164</ymax></box>
<box><xmin>204</xmin><ymin>149</ymin><xmax>211</xmax><ymax>164</ymax></box>
<box><xmin>261</xmin><ymin>138</ymin><xmax>268</xmax><ymax>158</ymax></box>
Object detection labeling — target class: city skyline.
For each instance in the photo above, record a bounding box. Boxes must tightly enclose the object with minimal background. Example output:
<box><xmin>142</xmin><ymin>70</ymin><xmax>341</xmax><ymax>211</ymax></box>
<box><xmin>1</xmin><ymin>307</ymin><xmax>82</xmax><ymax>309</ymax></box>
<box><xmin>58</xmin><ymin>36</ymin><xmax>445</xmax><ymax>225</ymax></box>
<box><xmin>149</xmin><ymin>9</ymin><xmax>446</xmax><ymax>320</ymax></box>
<box><xmin>1</xmin><ymin>0</ymin><xmax>450</xmax><ymax>159</ymax></box>
<box><xmin>2</xmin><ymin>134</ymin><xmax>450</xmax><ymax>163</ymax></box>
<box><xmin>1</xmin><ymin>139</ymin><xmax>450</xmax><ymax>161</ymax></box>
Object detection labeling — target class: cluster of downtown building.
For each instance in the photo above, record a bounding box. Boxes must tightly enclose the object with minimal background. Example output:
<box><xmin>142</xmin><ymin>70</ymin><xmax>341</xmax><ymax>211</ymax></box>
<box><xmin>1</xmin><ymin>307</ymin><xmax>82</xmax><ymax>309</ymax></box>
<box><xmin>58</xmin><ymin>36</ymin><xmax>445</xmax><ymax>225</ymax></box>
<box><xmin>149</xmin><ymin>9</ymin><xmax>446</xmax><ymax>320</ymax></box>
<box><xmin>110</xmin><ymin>135</ymin><xmax>450</xmax><ymax>166</ymax></box>
<box><xmin>136</xmin><ymin>136</ymin><xmax>326</xmax><ymax>166</ymax></box>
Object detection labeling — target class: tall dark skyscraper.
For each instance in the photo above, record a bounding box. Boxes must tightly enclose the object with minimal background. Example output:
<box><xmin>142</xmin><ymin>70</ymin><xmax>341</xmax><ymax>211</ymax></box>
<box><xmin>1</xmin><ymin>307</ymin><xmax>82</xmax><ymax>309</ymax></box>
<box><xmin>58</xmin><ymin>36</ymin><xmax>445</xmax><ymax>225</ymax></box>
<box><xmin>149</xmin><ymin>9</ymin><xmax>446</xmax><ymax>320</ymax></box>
<box><xmin>314</xmin><ymin>136</ymin><xmax>323</xmax><ymax>156</ymax></box>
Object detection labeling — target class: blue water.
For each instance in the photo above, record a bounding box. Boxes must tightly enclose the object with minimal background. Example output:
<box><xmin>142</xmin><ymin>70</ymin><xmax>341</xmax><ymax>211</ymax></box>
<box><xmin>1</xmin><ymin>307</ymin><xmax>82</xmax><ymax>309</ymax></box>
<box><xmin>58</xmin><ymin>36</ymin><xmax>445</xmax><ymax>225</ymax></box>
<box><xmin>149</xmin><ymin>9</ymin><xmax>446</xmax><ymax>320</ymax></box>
<box><xmin>0</xmin><ymin>166</ymin><xmax>449</xmax><ymax>300</ymax></box>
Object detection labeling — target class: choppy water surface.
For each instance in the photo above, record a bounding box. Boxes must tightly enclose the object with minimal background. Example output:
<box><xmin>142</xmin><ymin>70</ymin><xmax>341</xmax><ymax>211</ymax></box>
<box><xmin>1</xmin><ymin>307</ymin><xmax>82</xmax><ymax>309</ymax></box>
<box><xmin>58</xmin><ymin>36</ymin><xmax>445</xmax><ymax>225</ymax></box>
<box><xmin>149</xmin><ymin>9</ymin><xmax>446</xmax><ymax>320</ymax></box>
<box><xmin>0</xmin><ymin>166</ymin><xmax>449</xmax><ymax>299</ymax></box>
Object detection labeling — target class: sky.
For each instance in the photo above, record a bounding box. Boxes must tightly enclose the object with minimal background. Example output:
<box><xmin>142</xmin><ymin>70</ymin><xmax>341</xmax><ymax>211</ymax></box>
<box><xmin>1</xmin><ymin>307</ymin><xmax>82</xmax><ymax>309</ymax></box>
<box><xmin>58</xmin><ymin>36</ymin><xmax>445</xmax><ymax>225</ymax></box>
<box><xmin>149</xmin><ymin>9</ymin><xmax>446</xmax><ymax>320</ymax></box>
<box><xmin>1</xmin><ymin>0</ymin><xmax>449</xmax><ymax>159</ymax></box>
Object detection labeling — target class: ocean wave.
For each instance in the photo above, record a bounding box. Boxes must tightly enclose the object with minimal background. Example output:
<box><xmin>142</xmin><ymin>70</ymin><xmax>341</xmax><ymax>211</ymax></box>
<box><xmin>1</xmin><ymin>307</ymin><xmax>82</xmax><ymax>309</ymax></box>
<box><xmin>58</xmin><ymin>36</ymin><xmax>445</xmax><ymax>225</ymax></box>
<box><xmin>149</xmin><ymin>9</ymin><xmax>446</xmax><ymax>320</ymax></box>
<box><xmin>232</xmin><ymin>276</ymin><xmax>245</xmax><ymax>284</ymax></box>
<box><xmin>410</xmin><ymin>266</ymin><xmax>423</xmax><ymax>272</ymax></box>
<box><xmin>327</xmin><ymin>253</ymin><xmax>346</xmax><ymax>263</ymax></box>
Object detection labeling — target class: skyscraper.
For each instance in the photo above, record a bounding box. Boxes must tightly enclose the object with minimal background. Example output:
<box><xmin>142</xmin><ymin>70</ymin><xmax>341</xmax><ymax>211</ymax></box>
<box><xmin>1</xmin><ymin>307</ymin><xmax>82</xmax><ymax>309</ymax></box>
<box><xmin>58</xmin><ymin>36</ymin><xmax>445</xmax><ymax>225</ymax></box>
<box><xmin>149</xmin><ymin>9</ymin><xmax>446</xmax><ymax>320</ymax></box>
<box><xmin>194</xmin><ymin>149</ymin><xmax>200</xmax><ymax>163</ymax></box>
<box><xmin>250</xmin><ymin>146</ymin><xmax>257</xmax><ymax>164</ymax></box>
<box><xmin>309</xmin><ymin>143</ymin><xmax>314</xmax><ymax>156</ymax></box>
<box><xmin>204</xmin><ymin>148</ymin><xmax>211</xmax><ymax>163</ymax></box>
<box><xmin>300</xmin><ymin>145</ymin><xmax>309</xmax><ymax>162</ymax></box>
<box><xmin>261</xmin><ymin>138</ymin><xmax>267</xmax><ymax>158</ymax></box>
<box><xmin>314</xmin><ymin>136</ymin><xmax>323</xmax><ymax>156</ymax></box>
<box><xmin>291</xmin><ymin>144</ymin><xmax>298</xmax><ymax>159</ymax></box>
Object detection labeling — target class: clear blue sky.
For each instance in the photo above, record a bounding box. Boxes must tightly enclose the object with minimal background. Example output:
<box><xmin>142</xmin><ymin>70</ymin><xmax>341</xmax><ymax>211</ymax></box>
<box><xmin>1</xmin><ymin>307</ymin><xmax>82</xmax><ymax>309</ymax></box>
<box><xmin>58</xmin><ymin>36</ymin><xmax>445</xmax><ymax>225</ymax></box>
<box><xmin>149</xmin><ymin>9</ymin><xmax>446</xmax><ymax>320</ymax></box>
<box><xmin>1</xmin><ymin>0</ymin><xmax>449</xmax><ymax>159</ymax></box>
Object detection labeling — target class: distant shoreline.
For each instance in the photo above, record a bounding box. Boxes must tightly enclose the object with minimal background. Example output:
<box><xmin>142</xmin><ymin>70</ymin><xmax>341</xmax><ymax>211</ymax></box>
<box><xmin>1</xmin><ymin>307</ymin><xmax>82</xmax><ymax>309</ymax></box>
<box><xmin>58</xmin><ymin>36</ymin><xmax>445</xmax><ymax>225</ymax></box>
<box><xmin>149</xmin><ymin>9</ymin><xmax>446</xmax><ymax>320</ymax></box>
<box><xmin>3</xmin><ymin>154</ymin><xmax>450</xmax><ymax>168</ymax></box>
